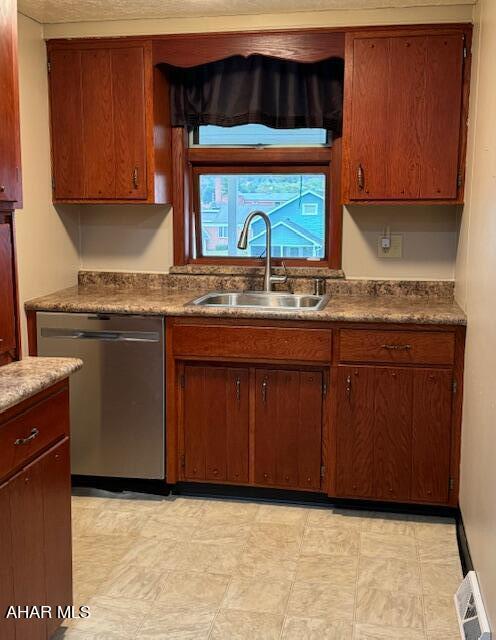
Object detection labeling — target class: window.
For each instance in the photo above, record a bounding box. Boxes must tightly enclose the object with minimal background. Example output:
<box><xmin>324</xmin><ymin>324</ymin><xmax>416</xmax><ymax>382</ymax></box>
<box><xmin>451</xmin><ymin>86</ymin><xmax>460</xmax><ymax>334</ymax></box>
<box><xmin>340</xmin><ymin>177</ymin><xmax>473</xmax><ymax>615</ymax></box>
<box><xmin>195</xmin><ymin>172</ymin><xmax>326</xmax><ymax>259</ymax></box>
<box><xmin>302</xmin><ymin>203</ymin><xmax>319</xmax><ymax>216</ymax></box>
<box><xmin>194</xmin><ymin>124</ymin><xmax>328</xmax><ymax>146</ymax></box>
<box><xmin>185</xmin><ymin>123</ymin><xmax>340</xmax><ymax>267</ymax></box>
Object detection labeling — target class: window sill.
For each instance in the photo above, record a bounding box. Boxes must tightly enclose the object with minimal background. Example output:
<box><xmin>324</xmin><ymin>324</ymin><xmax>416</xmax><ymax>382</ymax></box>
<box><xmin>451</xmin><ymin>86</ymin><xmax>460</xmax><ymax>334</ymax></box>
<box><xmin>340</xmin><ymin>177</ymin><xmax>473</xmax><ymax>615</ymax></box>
<box><xmin>169</xmin><ymin>264</ymin><xmax>345</xmax><ymax>279</ymax></box>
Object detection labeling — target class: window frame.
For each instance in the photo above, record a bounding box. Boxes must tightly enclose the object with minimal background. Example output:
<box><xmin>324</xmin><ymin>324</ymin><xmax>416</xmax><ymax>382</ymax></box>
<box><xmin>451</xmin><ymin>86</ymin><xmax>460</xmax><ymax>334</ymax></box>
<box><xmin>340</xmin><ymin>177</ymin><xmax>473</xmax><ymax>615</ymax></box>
<box><xmin>171</xmin><ymin>129</ymin><xmax>343</xmax><ymax>269</ymax></box>
<box><xmin>191</xmin><ymin>162</ymin><xmax>329</xmax><ymax>265</ymax></box>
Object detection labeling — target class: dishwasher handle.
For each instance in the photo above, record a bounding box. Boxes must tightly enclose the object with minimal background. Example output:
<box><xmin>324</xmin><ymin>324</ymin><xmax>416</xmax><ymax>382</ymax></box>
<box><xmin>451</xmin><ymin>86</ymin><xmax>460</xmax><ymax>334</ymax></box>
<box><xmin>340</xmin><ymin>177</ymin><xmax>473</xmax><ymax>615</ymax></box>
<box><xmin>40</xmin><ymin>328</ymin><xmax>161</xmax><ymax>343</ymax></box>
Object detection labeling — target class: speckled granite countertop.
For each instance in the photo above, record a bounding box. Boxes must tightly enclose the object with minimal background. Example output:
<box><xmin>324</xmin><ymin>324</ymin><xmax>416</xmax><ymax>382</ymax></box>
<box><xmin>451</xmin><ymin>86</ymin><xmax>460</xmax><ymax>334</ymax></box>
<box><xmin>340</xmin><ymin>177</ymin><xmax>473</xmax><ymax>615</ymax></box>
<box><xmin>25</xmin><ymin>285</ymin><xmax>467</xmax><ymax>326</ymax></box>
<box><xmin>0</xmin><ymin>357</ymin><xmax>83</xmax><ymax>414</ymax></box>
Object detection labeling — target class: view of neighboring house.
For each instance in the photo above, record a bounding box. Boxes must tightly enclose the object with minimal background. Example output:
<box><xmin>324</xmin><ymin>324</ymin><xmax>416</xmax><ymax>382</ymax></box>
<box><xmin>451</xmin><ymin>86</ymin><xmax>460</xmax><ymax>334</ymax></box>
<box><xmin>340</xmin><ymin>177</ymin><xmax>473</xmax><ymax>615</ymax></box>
<box><xmin>201</xmin><ymin>189</ymin><xmax>325</xmax><ymax>258</ymax></box>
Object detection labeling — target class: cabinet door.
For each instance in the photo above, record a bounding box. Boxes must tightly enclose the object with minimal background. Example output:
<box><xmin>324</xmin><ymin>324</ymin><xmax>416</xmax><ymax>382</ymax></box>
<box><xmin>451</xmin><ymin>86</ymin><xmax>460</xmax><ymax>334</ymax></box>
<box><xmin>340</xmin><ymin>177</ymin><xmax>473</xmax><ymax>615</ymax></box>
<box><xmin>347</xmin><ymin>37</ymin><xmax>390</xmax><ymax>200</ymax></box>
<box><xmin>112</xmin><ymin>47</ymin><xmax>147</xmax><ymax>200</ymax></box>
<box><xmin>81</xmin><ymin>49</ymin><xmax>116</xmax><ymax>199</ymax></box>
<box><xmin>411</xmin><ymin>369</ymin><xmax>453</xmax><ymax>503</ymax></box>
<box><xmin>0</xmin><ymin>480</ymin><xmax>15</xmax><ymax>640</ymax></box>
<box><xmin>42</xmin><ymin>438</ymin><xmax>73</xmax><ymax>637</ymax></box>
<box><xmin>0</xmin><ymin>0</ymin><xmax>21</xmax><ymax>204</ymax></box>
<box><xmin>374</xmin><ymin>368</ymin><xmax>413</xmax><ymax>501</ymax></box>
<box><xmin>183</xmin><ymin>365</ymin><xmax>249</xmax><ymax>483</ymax></box>
<box><xmin>49</xmin><ymin>49</ymin><xmax>85</xmax><ymax>199</ymax></box>
<box><xmin>335</xmin><ymin>367</ymin><xmax>375</xmax><ymax>498</ymax></box>
<box><xmin>9</xmin><ymin>459</ymin><xmax>47</xmax><ymax>640</ymax></box>
<box><xmin>0</xmin><ymin>222</ymin><xmax>17</xmax><ymax>359</ymax></box>
<box><xmin>254</xmin><ymin>368</ymin><xmax>323</xmax><ymax>490</ymax></box>
<box><xmin>346</xmin><ymin>32</ymin><xmax>464</xmax><ymax>201</ymax></box>
<box><xmin>336</xmin><ymin>366</ymin><xmax>413</xmax><ymax>501</ymax></box>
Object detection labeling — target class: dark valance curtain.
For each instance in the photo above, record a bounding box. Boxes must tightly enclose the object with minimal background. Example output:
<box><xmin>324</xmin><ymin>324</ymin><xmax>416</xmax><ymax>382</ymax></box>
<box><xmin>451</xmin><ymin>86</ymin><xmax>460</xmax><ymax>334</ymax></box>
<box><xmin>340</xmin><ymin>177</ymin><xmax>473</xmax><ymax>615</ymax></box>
<box><xmin>168</xmin><ymin>54</ymin><xmax>344</xmax><ymax>137</ymax></box>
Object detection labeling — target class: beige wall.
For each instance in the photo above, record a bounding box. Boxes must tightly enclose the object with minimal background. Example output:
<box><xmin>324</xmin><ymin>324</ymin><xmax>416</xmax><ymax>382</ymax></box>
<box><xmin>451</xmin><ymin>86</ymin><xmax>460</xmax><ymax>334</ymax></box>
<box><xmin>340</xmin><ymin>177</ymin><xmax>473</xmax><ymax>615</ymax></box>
<box><xmin>455</xmin><ymin>0</ymin><xmax>496</xmax><ymax>625</ymax></box>
<box><xmin>343</xmin><ymin>205</ymin><xmax>459</xmax><ymax>280</ymax></box>
<box><xmin>77</xmin><ymin>203</ymin><xmax>459</xmax><ymax>278</ymax></box>
<box><xmin>79</xmin><ymin>205</ymin><xmax>173</xmax><ymax>273</ymax></box>
<box><xmin>15</xmin><ymin>14</ymin><xmax>80</xmax><ymax>353</ymax></box>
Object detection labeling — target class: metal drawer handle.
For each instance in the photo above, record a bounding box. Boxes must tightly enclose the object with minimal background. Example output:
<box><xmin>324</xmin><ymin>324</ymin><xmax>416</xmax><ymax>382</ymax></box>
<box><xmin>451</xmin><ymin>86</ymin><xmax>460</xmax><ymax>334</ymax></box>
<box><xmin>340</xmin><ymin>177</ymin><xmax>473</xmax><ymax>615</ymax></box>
<box><xmin>235</xmin><ymin>377</ymin><xmax>241</xmax><ymax>403</ymax></box>
<box><xmin>15</xmin><ymin>428</ymin><xmax>40</xmax><ymax>446</ymax></box>
<box><xmin>381</xmin><ymin>344</ymin><xmax>412</xmax><ymax>351</ymax></box>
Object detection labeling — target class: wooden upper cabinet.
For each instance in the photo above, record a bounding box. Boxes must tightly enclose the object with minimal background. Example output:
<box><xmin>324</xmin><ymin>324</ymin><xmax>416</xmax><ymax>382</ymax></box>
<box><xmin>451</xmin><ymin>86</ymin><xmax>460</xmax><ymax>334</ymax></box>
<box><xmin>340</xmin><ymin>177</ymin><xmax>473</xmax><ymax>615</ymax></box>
<box><xmin>0</xmin><ymin>0</ymin><xmax>22</xmax><ymax>207</ymax></box>
<box><xmin>342</xmin><ymin>28</ymin><xmax>470</xmax><ymax>204</ymax></box>
<box><xmin>48</xmin><ymin>40</ymin><xmax>171</xmax><ymax>204</ymax></box>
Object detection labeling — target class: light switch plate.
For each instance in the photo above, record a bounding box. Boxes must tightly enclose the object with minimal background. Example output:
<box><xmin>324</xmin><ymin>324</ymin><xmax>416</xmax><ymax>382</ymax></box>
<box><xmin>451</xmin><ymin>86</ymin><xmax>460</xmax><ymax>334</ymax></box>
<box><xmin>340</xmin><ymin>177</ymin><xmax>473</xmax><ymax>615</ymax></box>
<box><xmin>378</xmin><ymin>234</ymin><xmax>403</xmax><ymax>258</ymax></box>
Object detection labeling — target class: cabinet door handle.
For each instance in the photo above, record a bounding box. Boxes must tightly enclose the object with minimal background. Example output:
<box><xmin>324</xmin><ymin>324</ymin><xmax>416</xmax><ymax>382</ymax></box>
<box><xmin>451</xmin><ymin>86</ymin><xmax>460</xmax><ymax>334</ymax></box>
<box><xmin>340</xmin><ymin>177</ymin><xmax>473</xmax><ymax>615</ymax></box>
<box><xmin>357</xmin><ymin>164</ymin><xmax>365</xmax><ymax>191</ymax></box>
<box><xmin>381</xmin><ymin>344</ymin><xmax>412</xmax><ymax>351</ymax></box>
<box><xmin>346</xmin><ymin>375</ymin><xmax>352</xmax><ymax>396</ymax></box>
<box><xmin>132</xmin><ymin>167</ymin><xmax>139</xmax><ymax>189</ymax></box>
<box><xmin>235</xmin><ymin>377</ymin><xmax>241</xmax><ymax>403</ymax></box>
<box><xmin>15</xmin><ymin>428</ymin><xmax>40</xmax><ymax>446</ymax></box>
<box><xmin>261</xmin><ymin>378</ymin><xmax>268</xmax><ymax>404</ymax></box>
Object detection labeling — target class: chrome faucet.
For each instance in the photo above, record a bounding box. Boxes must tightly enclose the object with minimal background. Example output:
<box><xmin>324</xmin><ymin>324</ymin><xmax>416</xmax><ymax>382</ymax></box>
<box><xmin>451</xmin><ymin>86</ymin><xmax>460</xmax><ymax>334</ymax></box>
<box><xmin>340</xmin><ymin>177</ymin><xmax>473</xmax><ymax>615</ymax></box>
<box><xmin>237</xmin><ymin>210</ymin><xmax>287</xmax><ymax>292</ymax></box>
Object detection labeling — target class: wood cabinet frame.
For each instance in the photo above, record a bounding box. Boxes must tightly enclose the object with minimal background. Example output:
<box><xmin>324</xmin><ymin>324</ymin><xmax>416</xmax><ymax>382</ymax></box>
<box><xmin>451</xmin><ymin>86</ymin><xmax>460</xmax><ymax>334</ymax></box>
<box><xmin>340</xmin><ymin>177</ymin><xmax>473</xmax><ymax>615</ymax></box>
<box><xmin>0</xmin><ymin>211</ymin><xmax>21</xmax><ymax>365</ymax></box>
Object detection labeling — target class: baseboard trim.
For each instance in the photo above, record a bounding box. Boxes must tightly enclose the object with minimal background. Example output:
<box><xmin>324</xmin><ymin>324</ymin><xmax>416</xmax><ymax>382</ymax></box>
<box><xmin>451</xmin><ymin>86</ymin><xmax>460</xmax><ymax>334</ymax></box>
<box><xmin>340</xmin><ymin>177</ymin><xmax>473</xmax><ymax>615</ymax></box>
<box><xmin>456</xmin><ymin>510</ymin><xmax>474</xmax><ymax>576</ymax></box>
<box><xmin>72</xmin><ymin>474</ymin><xmax>171</xmax><ymax>496</ymax></box>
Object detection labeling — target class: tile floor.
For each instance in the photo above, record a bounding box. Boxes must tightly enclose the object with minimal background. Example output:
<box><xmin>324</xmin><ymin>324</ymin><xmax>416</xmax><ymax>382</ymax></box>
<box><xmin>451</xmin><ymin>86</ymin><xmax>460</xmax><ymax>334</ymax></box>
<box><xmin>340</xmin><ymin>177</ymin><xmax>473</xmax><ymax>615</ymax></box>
<box><xmin>54</xmin><ymin>492</ymin><xmax>463</xmax><ymax>639</ymax></box>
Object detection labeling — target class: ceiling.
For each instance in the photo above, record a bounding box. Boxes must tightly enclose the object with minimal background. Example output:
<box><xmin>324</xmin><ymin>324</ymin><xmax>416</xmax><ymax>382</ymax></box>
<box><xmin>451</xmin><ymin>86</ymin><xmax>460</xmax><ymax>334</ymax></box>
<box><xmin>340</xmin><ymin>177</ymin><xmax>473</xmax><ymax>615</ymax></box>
<box><xmin>19</xmin><ymin>0</ymin><xmax>475</xmax><ymax>25</ymax></box>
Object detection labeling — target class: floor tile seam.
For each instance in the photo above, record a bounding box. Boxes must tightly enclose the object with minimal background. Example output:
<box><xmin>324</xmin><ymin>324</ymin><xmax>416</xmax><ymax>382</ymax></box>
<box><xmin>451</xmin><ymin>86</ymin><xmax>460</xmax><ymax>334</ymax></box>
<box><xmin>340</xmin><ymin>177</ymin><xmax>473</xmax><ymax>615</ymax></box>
<box><xmin>208</xmin><ymin>574</ymin><xmax>236</xmax><ymax>640</ymax></box>
<box><xmin>415</xmin><ymin>536</ymin><xmax>430</xmax><ymax>635</ymax></box>
<box><xmin>352</xmin><ymin>526</ymin><xmax>363</xmax><ymax>630</ymax></box>
<box><xmin>277</xmin><ymin>511</ymin><xmax>307</xmax><ymax>640</ymax></box>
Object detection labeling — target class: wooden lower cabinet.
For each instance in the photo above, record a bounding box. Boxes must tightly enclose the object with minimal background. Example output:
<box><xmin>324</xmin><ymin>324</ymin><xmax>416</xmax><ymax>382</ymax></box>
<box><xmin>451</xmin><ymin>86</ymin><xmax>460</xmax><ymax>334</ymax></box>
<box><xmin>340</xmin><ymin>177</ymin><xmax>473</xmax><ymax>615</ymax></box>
<box><xmin>180</xmin><ymin>363</ymin><xmax>325</xmax><ymax>491</ymax></box>
<box><xmin>335</xmin><ymin>365</ymin><xmax>453</xmax><ymax>504</ymax></box>
<box><xmin>183</xmin><ymin>365</ymin><xmax>249</xmax><ymax>483</ymax></box>
<box><xmin>254</xmin><ymin>368</ymin><xmax>323</xmax><ymax>490</ymax></box>
<box><xmin>0</xmin><ymin>384</ymin><xmax>72</xmax><ymax>640</ymax></box>
<box><xmin>169</xmin><ymin>319</ymin><xmax>463</xmax><ymax>505</ymax></box>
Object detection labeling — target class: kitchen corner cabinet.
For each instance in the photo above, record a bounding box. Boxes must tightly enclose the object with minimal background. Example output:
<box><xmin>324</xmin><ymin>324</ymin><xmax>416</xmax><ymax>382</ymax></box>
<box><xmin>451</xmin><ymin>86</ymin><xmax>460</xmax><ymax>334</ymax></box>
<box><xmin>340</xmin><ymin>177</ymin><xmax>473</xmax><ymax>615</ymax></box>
<box><xmin>0</xmin><ymin>0</ymin><xmax>22</xmax><ymax>207</ymax></box>
<box><xmin>0</xmin><ymin>384</ymin><xmax>72</xmax><ymax>640</ymax></box>
<box><xmin>342</xmin><ymin>27</ymin><xmax>471</xmax><ymax>204</ymax></box>
<box><xmin>47</xmin><ymin>40</ymin><xmax>171</xmax><ymax>204</ymax></box>
<box><xmin>168</xmin><ymin>318</ymin><xmax>464</xmax><ymax>507</ymax></box>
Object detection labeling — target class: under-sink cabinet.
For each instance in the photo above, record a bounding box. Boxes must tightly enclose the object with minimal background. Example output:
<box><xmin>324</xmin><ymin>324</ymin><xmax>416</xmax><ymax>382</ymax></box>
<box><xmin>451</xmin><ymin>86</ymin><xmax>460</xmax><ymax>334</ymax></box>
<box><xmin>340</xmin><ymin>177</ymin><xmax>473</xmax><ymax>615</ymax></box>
<box><xmin>167</xmin><ymin>318</ymin><xmax>465</xmax><ymax>507</ymax></box>
<box><xmin>180</xmin><ymin>363</ymin><xmax>326</xmax><ymax>491</ymax></box>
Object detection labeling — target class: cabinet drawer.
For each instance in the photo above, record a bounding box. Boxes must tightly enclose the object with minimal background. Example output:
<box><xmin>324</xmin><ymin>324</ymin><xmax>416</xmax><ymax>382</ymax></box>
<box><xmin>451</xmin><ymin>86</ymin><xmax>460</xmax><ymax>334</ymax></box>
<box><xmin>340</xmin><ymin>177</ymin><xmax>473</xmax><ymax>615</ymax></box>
<box><xmin>0</xmin><ymin>388</ymin><xmax>69</xmax><ymax>482</ymax></box>
<box><xmin>173</xmin><ymin>324</ymin><xmax>332</xmax><ymax>363</ymax></box>
<box><xmin>339</xmin><ymin>329</ymin><xmax>455</xmax><ymax>365</ymax></box>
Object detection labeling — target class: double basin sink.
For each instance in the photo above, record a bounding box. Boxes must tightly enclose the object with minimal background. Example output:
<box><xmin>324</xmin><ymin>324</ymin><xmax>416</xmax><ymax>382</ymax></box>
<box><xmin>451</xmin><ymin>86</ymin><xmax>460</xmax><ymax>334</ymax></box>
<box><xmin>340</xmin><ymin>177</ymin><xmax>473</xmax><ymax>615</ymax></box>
<box><xmin>188</xmin><ymin>291</ymin><xmax>329</xmax><ymax>312</ymax></box>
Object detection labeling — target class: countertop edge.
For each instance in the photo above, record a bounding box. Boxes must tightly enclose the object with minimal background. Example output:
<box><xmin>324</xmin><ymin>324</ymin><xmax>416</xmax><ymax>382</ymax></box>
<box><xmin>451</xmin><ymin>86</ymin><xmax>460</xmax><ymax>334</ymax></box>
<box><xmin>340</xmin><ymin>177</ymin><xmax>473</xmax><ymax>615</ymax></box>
<box><xmin>0</xmin><ymin>357</ymin><xmax>83</xmax><ymax>415</ymax></box>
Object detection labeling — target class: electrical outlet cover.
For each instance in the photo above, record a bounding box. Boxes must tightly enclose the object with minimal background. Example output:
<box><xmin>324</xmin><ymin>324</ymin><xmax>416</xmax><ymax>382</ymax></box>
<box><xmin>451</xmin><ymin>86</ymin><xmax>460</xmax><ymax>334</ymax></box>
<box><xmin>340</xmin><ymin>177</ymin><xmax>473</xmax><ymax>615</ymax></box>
<box><xmin>378</xmin><ymin>234</ymin><xmax>402</xmax><ymax>258</ymax></box>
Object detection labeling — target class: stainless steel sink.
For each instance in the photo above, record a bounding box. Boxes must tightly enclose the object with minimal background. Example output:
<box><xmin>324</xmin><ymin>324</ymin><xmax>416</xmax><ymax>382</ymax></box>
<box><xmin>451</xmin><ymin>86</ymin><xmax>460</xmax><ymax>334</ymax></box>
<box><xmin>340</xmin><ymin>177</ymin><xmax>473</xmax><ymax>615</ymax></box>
<box><xmin>187</xmin><ymin>291</ymin><xmax>330</xmax><ymax>311</ymax></box>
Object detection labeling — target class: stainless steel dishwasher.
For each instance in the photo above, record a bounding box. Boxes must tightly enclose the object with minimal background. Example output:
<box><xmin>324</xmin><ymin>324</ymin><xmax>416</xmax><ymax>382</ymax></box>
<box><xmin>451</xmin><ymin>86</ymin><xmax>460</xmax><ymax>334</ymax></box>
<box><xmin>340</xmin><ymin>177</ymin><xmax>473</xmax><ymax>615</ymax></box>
<box><xmin>37</xmin><ymin>312</ymin><xmax>165</xmax><ymax>479</ymax></box>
